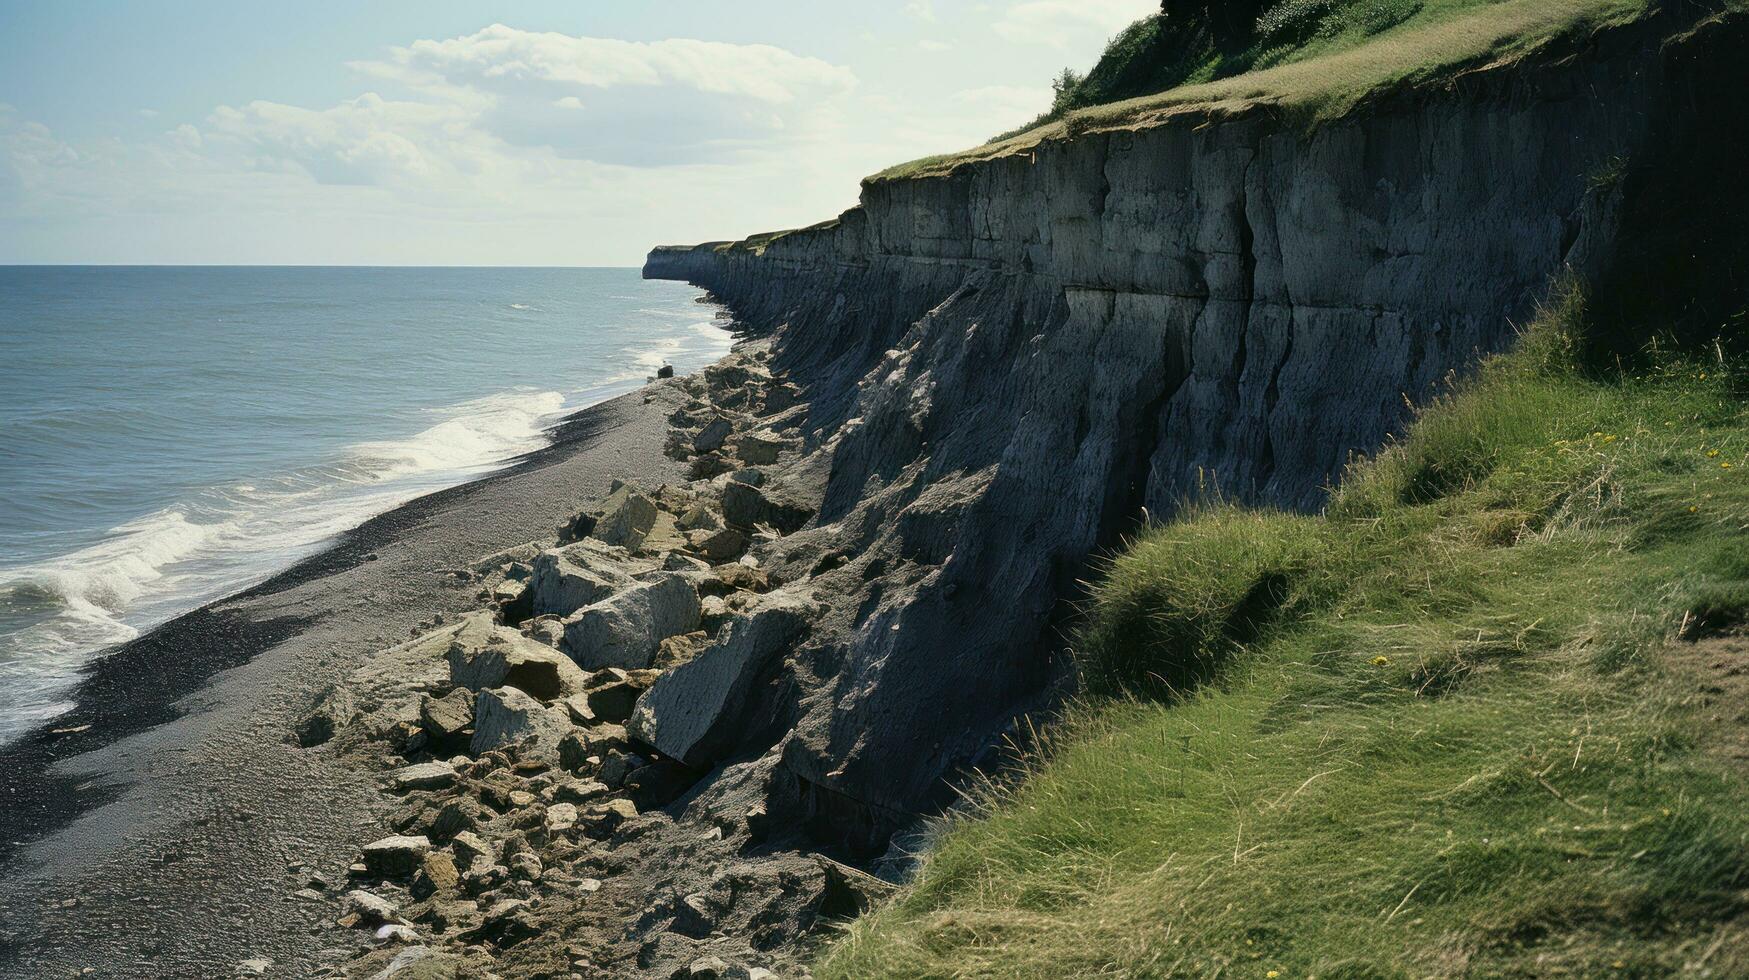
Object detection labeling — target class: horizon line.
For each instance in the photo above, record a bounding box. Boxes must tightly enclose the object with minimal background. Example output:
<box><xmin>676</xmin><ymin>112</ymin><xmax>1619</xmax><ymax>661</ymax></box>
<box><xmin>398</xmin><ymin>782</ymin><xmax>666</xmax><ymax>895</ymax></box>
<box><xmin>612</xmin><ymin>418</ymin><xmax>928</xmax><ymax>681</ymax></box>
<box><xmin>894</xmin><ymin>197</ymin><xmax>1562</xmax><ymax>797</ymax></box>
<box><xmin>0</xmin><ymin>263</ymin><xmax>647</xmax><ymax>269</ymax></box>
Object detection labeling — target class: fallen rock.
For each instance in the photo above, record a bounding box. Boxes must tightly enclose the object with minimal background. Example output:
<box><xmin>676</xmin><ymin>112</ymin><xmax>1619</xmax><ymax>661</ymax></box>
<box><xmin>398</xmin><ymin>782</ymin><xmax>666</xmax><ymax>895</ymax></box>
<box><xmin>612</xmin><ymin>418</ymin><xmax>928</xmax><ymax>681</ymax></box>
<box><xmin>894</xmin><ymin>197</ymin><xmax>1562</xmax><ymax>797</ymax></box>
<box><xmin>817</xmin><ymin>856</ymin><xmax>899</xmax><ymax>917</ymax></box>
<box><xmin>686</xmin><ymin>527</ymin><xmax>748</xmax><ymax>563</ymax></box>
<box><xmin>450</xmin><ymin>831</ymin><xmax>497</xmax><ymax>869</ymax></box>
<box><xmin>449</xmin><ymin>618</ymin><xmax>590</xmax><ymax>700</ymax></box>
<box><xmin>528</xmin><ymin>542</ymin><xmax>637</xmax><ymax>617</ymax></box>
<box><xmin>361</xmin><ymin>836</ymin><xmax>431</xmax><ymax>878</ymax></box>
<box><xmin>366</xmin><ymin>946</ymin><xmax>462</xmax><ymax>980</ymax></box>
<box><xmin>733</xmin><ymin>432</ymin><xmax>788</xmax><ymax>466</ymax></box>
<box><xmin>591</xmin><ymin>485</ymin><xmax>660</xmax><ymax>551</ymax></box>
<box><xmin>410</xmin><ymin>852</ymin><xmax>460</xmax><ymax>900</ymax></box>
<box><xmin>418</xmin><ymin>690</ymin><xmax>473</xmax><ymax>747</ymax></box>
<box><xmin>688</xmin><ymin>454</ymin><xmax>736</xmax><ymax>481</ymax></box>
<box><xmin>345</xmin><ymin>889</ymin><xmax>401</xmax><ymax>925</ymax></box>
<box><xmin>692</xmin><ymin>416</ymin><xmax>733</xmax><ymax>454</ymax></box>
<box><xmin>389</xmin><ymin>762</ymin><xmax>458</xmax><ymax>793</ymax></box>
<box><xmin>580</xmin><ymin>799</ymin><xmax>639</xmax><ymax>835</ymax></box>
<box><xmin>629</xmin><ymin>592</ymin><xmax>821</xmax><ymax>768</ymax></box>
<box><xmin>721</xmin><ymin>481</ymin><xmax>812</xmax><ymax>534</ymax></box>
<box><xmin>561</xmin><ymin>574</ymin><xmax>701</xmax><ymax>670</ymax></box>
<box><xmin>676</xmin><ymin>502</ymin><xmax>723</xmax><ymax>532</ymax></box>
<box><xmin>470</xmin><ymin>687</ymin><xmax>575</xmax><ymax>764</ymax></box>
<box><xmin>545</xmin><ymin>802</ymin><xmax>579</xmax><ymax>833</ymax></box>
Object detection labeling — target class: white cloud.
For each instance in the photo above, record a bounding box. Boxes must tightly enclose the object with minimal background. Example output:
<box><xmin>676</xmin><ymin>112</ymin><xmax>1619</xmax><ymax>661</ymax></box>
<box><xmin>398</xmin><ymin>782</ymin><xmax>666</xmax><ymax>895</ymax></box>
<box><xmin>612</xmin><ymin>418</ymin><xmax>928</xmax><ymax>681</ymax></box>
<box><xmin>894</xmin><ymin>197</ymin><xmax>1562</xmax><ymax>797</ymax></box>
<box><xmin>994</xmin><ymin>0</ymin><xmax>1157</xmax><ymax>47</ymax></box>
<box><xmin>906</xmin><ymin>1</ymin><xmax>939</xmax><ymax>23</ymax></box>
<box><xmin>918</xmin><ymin>39</ymin><xmax>952</xmax><ymax>53</ymax></box>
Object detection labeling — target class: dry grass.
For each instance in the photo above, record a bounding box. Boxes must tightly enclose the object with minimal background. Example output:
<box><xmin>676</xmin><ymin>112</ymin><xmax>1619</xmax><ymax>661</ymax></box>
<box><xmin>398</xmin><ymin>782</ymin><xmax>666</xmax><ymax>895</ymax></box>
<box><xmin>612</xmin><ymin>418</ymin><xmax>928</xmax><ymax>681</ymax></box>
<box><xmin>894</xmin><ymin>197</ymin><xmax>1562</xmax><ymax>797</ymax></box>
<box><xmin>869</xmin><ymin>0</ymin><xmax>1651</xmax><ymax>183</ymax></box>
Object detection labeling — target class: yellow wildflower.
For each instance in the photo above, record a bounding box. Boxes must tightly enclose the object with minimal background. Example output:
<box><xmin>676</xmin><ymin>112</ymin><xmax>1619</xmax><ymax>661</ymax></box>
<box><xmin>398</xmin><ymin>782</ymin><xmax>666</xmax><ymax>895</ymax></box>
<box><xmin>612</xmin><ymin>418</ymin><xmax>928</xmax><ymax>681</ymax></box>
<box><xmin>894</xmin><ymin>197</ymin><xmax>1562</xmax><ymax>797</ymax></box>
<box><xmin>1371</xmin><ymin>655</ymin><xmax>1390</xmax><ymax>667</ymax></box>
<box><xmin>1267</xmin><ymin>973</ymin><xmax>1280</xmax><ymax>979</ymax></box>
<box><xmin>1690</xmin><ymin>505</ymin><xmax>1700</xmax><ymax>513</ymax></box>
<box><xmin>1724</xmin><ymin>462</ymin><xmax>1734</xmax><ymax>470</ymax></box>
<box><xmin>1707</xmin><ymin>449</ymin><xmax>1721</xmax><ymax>458</ymax></box>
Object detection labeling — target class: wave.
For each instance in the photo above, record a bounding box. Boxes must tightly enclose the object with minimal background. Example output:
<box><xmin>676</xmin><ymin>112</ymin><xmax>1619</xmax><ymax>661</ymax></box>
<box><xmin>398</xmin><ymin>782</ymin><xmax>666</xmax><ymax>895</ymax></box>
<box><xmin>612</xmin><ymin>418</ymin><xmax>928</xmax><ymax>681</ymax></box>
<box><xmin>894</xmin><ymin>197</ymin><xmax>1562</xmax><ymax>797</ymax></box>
<box><xmin>0</xmin><ymin>387</ymin><xmax>573</xmax><ymax>746</ymax></box>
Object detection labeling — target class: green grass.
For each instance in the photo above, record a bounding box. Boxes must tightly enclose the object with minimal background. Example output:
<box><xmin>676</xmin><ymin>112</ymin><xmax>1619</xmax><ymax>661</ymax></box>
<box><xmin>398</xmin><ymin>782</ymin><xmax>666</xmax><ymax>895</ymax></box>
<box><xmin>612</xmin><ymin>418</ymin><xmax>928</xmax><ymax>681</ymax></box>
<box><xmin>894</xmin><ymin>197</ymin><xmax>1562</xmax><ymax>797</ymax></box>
<box><xmin>870</xmin><ymin>0</ymin><xmax>1653</xmax><ymax>182</ymax></box>
<box><xmin>818</xmin><ymin>301</ymin><xmax>1749</xmax><ymax>977</ymax></box>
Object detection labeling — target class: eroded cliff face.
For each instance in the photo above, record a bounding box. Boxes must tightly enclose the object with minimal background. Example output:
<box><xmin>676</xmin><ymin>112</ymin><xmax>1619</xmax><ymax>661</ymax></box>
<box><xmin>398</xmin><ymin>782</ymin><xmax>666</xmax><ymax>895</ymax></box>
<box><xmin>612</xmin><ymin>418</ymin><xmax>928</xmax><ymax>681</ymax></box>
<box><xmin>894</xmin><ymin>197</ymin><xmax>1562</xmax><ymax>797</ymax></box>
<box><xmin>644</xmin><ymin>9</ymin><xmax>1744</xmax><ymax>849</ymax></box>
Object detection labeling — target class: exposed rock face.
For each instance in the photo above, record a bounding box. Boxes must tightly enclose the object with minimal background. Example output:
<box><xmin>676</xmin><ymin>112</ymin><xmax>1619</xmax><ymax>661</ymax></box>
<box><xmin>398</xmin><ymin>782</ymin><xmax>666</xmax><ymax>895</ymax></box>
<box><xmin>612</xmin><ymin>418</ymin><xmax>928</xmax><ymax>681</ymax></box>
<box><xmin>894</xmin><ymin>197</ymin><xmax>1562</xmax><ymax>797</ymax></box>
<box><xmin>642</xmin><ymin>12</ymin><xmax>1744</xmax><ymax>843</ymax></box>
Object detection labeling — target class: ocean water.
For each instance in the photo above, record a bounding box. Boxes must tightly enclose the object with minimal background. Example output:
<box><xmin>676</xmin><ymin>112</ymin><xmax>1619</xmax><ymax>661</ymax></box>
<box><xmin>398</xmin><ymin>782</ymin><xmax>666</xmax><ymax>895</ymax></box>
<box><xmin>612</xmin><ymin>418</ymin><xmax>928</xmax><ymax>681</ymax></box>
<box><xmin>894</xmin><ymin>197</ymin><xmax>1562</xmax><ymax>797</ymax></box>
<box><xmin>0</xmin><ymin>266</ymin><xmax>729</xmax><ymax>746</ymax></box>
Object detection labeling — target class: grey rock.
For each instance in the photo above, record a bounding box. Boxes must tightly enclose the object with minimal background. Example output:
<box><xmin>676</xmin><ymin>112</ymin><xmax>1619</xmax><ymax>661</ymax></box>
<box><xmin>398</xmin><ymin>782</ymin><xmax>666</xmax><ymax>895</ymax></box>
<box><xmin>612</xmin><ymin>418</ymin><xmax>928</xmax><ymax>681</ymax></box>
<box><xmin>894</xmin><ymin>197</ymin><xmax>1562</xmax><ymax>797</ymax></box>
<box><xmin>692</xmin><ymin>416</ymin><xmax>733</xmax><ymax>454</ymax></box>
<box><xmin>389</xmin><ymin>762</ymin><xmax>458</xmax><ymax>793</ymax></box>
<box><xmin>591</xmin><ymin>485</ymin><xmax>659</xmax><ymax>551</ymax></box>
<box><xmin>720</xmin><ymin>481</ymin><xmax>811</xmax><ymax>534</ymax></box>
<box><xmin>676</xmin><ymin>502</ymin><xmax>723</xmax><ymax>532</ymax></box>
<box><xmin>733</xmin><ymin>432</ymin><xmax>789</xmax><ymax>466</ymax></box>
<box><xmin>417</xmin><ymin>689</ymin><xmax>473</xmax><ymax>745</ymax></box>
<box><xmin>528</xmin><ymin>539</ymin><xmax>640</xmax><ymax>617</ymax></box>
<box><xmin>469</xmin><ymin>687</ymin><xmax>575</xmax><ymax>763</ymax></box>
<box><xmin>628</xmin><ymin>592</ymin><xmax>821</xmax><ymax>768</ymax></box>
<box><xmin>561</xmin><ymin>574</ymin><xmax>701</xmax><ymax>670</ymax></box>
<box><xmin>448</xmin><ymin>619</ymin><xmax>590</xmax><ymax>701</ymax></box>
<box><xmin>345</xmin><ymin>889</ymin><xmax>401</xmax><ymax>924</ymax></box>
<box><xmin>360</xmin><ymin>836</ymin><xmax>430</xmax><ymax>878</ymax></box>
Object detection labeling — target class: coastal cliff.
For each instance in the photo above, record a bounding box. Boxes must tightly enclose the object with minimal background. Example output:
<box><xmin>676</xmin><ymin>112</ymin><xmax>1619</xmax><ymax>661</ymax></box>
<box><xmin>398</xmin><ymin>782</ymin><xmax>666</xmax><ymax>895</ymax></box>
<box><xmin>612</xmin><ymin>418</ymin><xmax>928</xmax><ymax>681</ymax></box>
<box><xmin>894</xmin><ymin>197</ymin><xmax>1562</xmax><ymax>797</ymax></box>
<box><xmin>644</xmin><ymin>6</ymin><xmax>1749</xmax><ymax>845</ymax></box>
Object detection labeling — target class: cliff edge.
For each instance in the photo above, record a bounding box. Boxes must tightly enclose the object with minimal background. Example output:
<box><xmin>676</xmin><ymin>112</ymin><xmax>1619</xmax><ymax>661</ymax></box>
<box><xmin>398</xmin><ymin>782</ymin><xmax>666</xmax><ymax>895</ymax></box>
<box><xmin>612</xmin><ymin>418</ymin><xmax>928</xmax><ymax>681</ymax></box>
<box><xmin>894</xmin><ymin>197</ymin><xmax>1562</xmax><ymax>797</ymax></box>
<box><xmin>644</xmin><ymin>4</ymin><xmax>1749</xmax><ymax>850</ymax></box>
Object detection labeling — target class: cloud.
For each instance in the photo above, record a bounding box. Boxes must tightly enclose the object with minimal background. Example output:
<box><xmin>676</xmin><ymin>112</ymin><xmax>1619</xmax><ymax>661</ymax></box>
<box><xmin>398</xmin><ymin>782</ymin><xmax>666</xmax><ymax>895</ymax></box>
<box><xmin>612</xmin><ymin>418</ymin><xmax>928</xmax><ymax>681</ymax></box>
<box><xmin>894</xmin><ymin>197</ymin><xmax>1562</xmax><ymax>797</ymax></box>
<box><xmin>994</xmin><ymin>0</ymin><xmax>1157</xmax><ymax>47</ymax></box>
<box><xmin>906</xmin><ymin>1</ymin><xmax>939</xmax><ymax>23</ymax></box>
<box><xmin>918</xmin><ymin>39</ymin><xmax>952</xmax><ymax>53</ymax></box>
<box><xmin>317</xmin><ymin>25</ymin><xmax>861</xmax><ymax>168</ymax></box>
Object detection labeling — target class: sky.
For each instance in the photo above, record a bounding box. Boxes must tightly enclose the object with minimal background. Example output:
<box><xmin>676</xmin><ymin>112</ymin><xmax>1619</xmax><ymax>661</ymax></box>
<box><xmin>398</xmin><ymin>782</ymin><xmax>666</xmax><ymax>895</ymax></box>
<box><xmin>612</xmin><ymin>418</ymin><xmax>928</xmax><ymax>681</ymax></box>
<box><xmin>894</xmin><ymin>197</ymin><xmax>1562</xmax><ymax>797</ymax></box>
<box><xmin>0</xmin><ymin>0</ymin><xmax>1157</xmax><ymax>266</ymax></box>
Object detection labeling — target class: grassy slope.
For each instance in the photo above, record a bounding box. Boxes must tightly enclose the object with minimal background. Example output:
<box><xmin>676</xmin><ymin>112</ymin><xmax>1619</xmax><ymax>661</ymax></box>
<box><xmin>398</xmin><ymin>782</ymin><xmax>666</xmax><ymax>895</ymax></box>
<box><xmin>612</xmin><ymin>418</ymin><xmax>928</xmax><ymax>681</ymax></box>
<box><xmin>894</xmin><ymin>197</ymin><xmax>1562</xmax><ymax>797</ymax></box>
<box><xmin>819</xmin><ymin>301</ymin><xmax>1749</xmax><ymax>977</ymax></box>
<box><xmin>870</xmin><ymin>0</ymin><xmax>1650</xmax><ymax>182</ymax></box>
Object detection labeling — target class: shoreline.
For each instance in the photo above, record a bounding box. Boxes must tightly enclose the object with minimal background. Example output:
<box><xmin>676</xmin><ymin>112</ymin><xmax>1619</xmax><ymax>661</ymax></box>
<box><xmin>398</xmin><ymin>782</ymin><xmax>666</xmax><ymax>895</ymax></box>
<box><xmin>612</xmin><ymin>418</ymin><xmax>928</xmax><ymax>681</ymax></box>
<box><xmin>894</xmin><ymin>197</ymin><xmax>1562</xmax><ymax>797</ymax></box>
<box><xmin>0</xmin><ymin>395</ymin><xmax>643</xmax><ymax>862</ymax></box>
<box><xmin>0</xmin><ymin>374</ymin><xmax>707</xmax><ymax>977</ymax></box>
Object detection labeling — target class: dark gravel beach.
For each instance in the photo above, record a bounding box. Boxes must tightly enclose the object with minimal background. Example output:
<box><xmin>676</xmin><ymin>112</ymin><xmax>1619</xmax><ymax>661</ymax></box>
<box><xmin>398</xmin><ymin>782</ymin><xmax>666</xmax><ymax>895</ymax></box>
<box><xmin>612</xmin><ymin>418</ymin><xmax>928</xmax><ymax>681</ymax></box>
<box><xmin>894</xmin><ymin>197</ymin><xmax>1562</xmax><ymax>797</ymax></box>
<box><xmin>0</xmin><ymin>380</ymin><xmax>695</xmax><ymax>978</ymax></box>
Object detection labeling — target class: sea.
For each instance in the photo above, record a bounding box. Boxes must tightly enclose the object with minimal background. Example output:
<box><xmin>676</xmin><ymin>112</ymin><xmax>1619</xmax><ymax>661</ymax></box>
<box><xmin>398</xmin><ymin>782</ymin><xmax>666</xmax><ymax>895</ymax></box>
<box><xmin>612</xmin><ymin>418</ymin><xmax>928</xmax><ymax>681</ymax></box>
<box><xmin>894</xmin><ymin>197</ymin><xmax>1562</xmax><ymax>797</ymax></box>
<box><xmin>0</xmin><ymin>266</ymin><xmax>730</xmax><ymax>747</ymax></box>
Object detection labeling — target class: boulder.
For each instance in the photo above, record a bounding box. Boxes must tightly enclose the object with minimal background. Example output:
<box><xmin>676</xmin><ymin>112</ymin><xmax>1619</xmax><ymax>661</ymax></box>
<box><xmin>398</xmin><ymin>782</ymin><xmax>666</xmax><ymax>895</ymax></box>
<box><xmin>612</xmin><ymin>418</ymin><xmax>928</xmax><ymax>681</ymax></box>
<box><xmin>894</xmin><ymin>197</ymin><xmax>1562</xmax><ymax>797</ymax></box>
<box><xmin>449</xmin><ymin>620</ymin><xmax>590</xmax><ymax>700</ymax></box>
<box><xmin>590</xmin><ymin>486</ymin><xmax>659</xmax><ymax>551</ymax></box>
<box><xmin>628</xmin><ymin>592</ymin><xmax>821</xmax><ymax>768</ymax></box>
<box><xmin>721</xmin><ymin>481</ymin><xmax>812</xmax><ymax>534</ymax></box>
<box><xmin>390</xmin><ymin>762</ymin><xmax>458</xmax><ymax>793</ymax></box>
<box><xmin>561</xmin><ymin>574</ymin><xmax>701</xmax><ymax>670</ymax></box>
<box><xmin>527</xmin><ymin>541</ymin><xmax>637</xmax><ymax>617</ymax></box>
<box><xmin>345</xmin><ymin>889</ymin><xmax>401</xmax><ymax>925</ymax></box>
<box><xmin>410</xmin><ymin>852</ymin><xmax>460</xmax><ymax>900</ymax></box>
<box><xmin>733</xmin><ymin>432</ymin><xmax>788</xmax><ymax>466</ymax></box>
<box><xmin>676</xmin><ymin>502</ymin><xmax>723</xmax><ymax>532</ymax></box>
<box><xmin>361</xmin><ymin>836</ymin><xmax>431</xmax><ymax>878</ymax></box>
<box><xmin>686</xmin><ymin>527</ymin><xmax>748</xmax><ymax>563</ymax></box>
<box><xmin>545</xmin><ymin>802</ymin><xmax>579</xmax><ymax>833</ymax></box>
<box><xmin>418</xmin><ymin>690</ymin><xmax>473</xmax><ymax>746</ymax></box>
<box><xmin>470</xmin><ymin>687</ymin><xmax>575</xmax><ymax>763</ymax></box>
<box><xmin>692</xmin><ymin>416</ymin><xmax>733</xmax><ymax>454</ymax></box>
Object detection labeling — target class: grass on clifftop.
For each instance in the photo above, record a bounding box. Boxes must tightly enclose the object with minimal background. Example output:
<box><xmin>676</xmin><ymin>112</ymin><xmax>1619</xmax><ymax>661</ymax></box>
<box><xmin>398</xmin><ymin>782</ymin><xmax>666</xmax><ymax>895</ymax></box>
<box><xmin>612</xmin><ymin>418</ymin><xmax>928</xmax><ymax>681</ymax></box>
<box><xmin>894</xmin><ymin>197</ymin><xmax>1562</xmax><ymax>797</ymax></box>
<box><xmin>870</xmin><ymin>0</ymin><xmax>1652</xmax><ymax>182</ymax></box>
<box><xmin>818</xmin><ymin>299</ymin><xmax>1749</xmax><ymax>977</ymax></box>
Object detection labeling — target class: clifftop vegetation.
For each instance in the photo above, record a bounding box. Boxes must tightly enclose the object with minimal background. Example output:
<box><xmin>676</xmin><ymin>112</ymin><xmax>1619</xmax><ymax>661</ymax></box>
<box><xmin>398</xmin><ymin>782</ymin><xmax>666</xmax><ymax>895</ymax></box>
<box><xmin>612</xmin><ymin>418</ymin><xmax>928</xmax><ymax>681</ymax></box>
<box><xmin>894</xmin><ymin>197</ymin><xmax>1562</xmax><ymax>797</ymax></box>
<box><xmin>870</xmin><ymin>0</ymin><xmax>1654</xmax><ymax>181</ymax></box>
